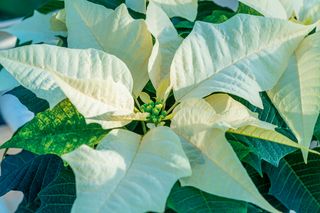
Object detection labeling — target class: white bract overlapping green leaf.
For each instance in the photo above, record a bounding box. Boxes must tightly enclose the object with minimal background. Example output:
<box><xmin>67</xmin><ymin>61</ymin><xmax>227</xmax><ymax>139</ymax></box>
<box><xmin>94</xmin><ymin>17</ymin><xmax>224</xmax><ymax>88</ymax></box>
<box><xmin>170</xmin><ymin>15</ymin><xmax>314</xmax><ymax>108</ymax></box>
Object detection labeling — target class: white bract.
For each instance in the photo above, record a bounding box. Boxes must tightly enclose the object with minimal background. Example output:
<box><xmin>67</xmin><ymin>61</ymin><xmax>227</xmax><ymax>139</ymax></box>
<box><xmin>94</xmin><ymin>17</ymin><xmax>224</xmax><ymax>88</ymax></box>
<box><xmin>63</xmin><ymin>127</ymin><xmax>191</xmax><ymax>213</ymax></box>
<box><xmin>170</xmin><ymin>15</ymin><xmax>314</xmax><ymax>108</ymax></box>
<box><xmin>4</xmin><ymin>11</ymin><xmax>66</xmax><ymax>44</ymax></box>
<box><xmin>238</xmin><ymin>0</ymin><xmax>320</xmax><ymax>24</ymax></box>
<box><xmin>268</xmin><ymin>32</ymin><xmax>320</xmax><ymax>161</ymax></box>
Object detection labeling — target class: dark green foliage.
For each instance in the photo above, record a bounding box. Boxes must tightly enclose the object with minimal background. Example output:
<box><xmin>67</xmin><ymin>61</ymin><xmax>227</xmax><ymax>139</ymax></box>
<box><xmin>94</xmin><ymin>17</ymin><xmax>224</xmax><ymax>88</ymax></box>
<box><xmin>313</xmin><ymin>115</ymin><xmax>320</xmax><ymax>141</ymax></box>
<box><xmin>7</xmin><ymin>86</ymin><xmax>49</xmax><ymax>114</ymax></box>
<box><xmin>0</xmin><ymin>0</ymin><xmax>50</xmax><ymax>19</ymax></box>
<box><xmin>0</xmin><ymin>151</ymin><xmax>63</xmax><ymax>211</ymax></box>
<box><xmin>37</xmin><ymin>167</ymin><xmax>76</xmax><ymax>213</ymax></box>
<box><xmin>245</xmin><ymin>165</ymin><xmax>289</xmax><ymax>212</ymax></box>
<box><xmin>167</xmin><ymin>183</ymin><xmax>249</xmax><ymax>213</ymax></box>
<box><xmin>0</xmin><ymin>99</ymin><xmax>108</xmax><ymax>156</ymax></box>
<box><xmin>88</xmin><ymin>0</ymin><xmax>124</xmax><ymax>9</ymax></box>
<box><xmin>227</xmin><ymin>93</ymin><xmax>297</xmax><ymax>167</ymax></box>
<box><xmin>227</xmin><ymin>133</ymin><xmax>296</xmax><ymax>167</ymax></box>
<box><xmin>37</xmin><ymin>0</ymin><xmax>65</xmax><ymax>14</ymax></box>
<box><xmin>263</xmin><ymin>148</ymin><xmax>320</xmax><ymax>212</ymax></box>
<box><xmin>174</xmin><ymin>1</ymin><xmax>261</xmax><ymax>38</ymax></box>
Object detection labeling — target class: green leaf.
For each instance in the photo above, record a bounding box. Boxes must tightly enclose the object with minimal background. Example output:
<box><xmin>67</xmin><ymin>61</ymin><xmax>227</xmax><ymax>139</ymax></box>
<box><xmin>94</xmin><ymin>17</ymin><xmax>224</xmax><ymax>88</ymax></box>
<box><xmin>196</xmin><ymin>1</ymin><xmax>232</xmax><ymax>20</ymax></box>
<box><xmin>37</xmin><ymin>0</ymin><xmax>64</xmax><ymax>14</ymax></box>
<box><xmin>237</xmin><ymin>2</ymin><xmax>262</xmax><ymax>16</ymax></box>
<box><xmin>246</xmin><ymin>165</ymin><xmax>289</xmax><ymax>212</ymax></box>
<box><xmin>167</xmin><ymin>183</ymin><xmax>249</xmax><ymax>213</ymax></box>
<box><xmin>0</xmin><ymin>151</ymin><xmax>63</xmax><ymax>211</ymax></box>
<box><xmin>88</xmin><ymin>0</ymin><xmax>124</xmax><ymax>10</ymax></box>
<box><xmin>226</xmin><ymin>132</ymin><xmax>295</xmax><ymax>167</ymax></box>
<box><xmin>314</xmin><ymin>115</ymin><xmax>320</xmax><ymax>141</ymax></box>
<box><xmin>243</xmin><ymin>153</ymin><xmax>263</xmax><ymax>175</ymax></box>
<box><xmin>7</xmin><ymin>86</ymin><xmax>49</xmax><ymax>114</ymax></box>
<box><xmin>202</xmin><ymin>10</ymin><xmax>234</xmax><ymax>24</ymax></box>
<box><xmin>238</xmin><ymin>0</ymin><xmax>287</xmax><ymax>18</ymax></box>
<box><xmin>263</xmin><ymin>148</ymin><xmax>320</xmax><ymax>212</ymax></box>
<box><xmin>0</xmin><ymin>0</ymin><xmax>50</xmax><ymax>18</ymax></box>
<box><xmin>37</xmin><ymin>167</ymin><xmax>76</xmax><ymax>213</ymax></box>
<box><xmin>229</xmin><ymin>140</ymin><xmax>263</xmax><ymax>175</ymax></box>
<box><xmin>229</xmin><ymin>93</ymin><xmax>297</xmax><ymax>166</ymax></box>
<box><xmin>229</xmin><ymin>140</ymin><xmax>252</xmax><ymax>160</ymax></box>
<box><xmin>0</xmin><ymin>99</ymin><xmax>108</xmax><ymax>156</ymax></box>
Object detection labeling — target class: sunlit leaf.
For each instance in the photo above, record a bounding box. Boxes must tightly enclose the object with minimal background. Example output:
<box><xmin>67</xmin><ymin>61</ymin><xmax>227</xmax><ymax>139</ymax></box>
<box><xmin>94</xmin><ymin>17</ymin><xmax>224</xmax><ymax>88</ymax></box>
<box><xmin>1</xmin><ymin>99</ymin><xmax>108</xmax><ymax>156</ymax></box>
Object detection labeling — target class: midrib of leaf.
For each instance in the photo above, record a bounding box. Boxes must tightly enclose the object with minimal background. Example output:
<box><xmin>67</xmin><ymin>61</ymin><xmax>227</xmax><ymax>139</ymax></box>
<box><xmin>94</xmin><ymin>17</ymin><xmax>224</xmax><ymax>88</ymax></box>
<box><xmin>272</xmin><ymin>159</ymin><xmax>320</xmax><ymax>208</ymax></box>
<box><xmin>270</xmin><ymin>53</ymin><xmax>308</xmax><ymax>141</ymax></box>
<box><xmin>177</xmin><ymin>24</ymin><xmax>313</xmax><ymax>102</ymax></box>
<box><xmin>199</xmin><ymin>190</ymin><xmax>213</xmax><ymax>212</ymax></box>
<box><xmin>1</xmin><ymin>57</ymin><xmax>129</xmax><ymax>113</ymax></box>
<box><xmin>97</xmin><ymin>139</ymin><xmax>142</xmax><ymax>213</ymax></box>
<box><xmin>226</xmin><ymin>128</ymin><xmax>320</xmax><ymax>156</ymax></box>
<box><xmin>74</xmin><ymin>3</ymin><xmax>109</xmax><ymax>50</ymax></box>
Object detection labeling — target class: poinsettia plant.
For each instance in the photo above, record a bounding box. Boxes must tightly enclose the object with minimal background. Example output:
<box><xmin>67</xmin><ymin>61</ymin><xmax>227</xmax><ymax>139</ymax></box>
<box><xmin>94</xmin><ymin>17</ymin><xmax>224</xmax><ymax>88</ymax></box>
<box><xmin>1</xmin><ymin>0</ymin><xmax>320</xmax><ymax>212</ymax></box>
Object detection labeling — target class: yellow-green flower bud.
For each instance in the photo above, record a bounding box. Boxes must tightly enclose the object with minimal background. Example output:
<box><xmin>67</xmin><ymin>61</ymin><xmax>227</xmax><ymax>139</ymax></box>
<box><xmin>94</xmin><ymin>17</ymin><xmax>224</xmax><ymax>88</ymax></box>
<box><xmin>152</xmin><ymin>108</ymin><xmax>160</xmax><ymax>115</ymax></box>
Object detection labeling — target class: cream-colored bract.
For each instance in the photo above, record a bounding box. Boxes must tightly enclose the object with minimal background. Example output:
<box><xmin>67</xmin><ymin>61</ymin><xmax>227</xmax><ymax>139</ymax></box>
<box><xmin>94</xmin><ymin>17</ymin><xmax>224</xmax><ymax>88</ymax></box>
<box><xmin>298</xmin><ymin>0</ymin><xmax>320</xmax><ymax>23</ymax></box>
<box><xmin>51</xmin><ymin>9</ymin><xmax>67</xmax><ymax>32</ymax></box>
<box><xmin>0</xmin><ymin>45</ymin><xmax>135</xmax><ymax>129</ymax></box>
<box><xmin>146</xmin><ymin>2</ymin><xmax>183</xmax><ymax>99</ymax></box>
<box><xmin>170</xmin><ymin>15</ymin><xmax>314</xmax><ymax>108</ymax></box>
<box><xmin>62</xmin><ymin>127</ymin><xmax>191</xmax><ymax>213</ymax></box>
<box><xmin>205</xmin><ymin>94</ymin><xmax>275</xmax><ymax>130</ymax></box>
<box><xmin>50</xmin><ymin>73</ymin><xmax>135</xmax><ymax>129</ymax></box>
<box><xmin>65</xmin><ymin>0</ymin><xmax>153</xmax><ymax>95</ymax></box>
<box><xmin>278</xmin><ymin>0</ymin><xmax>303</xmax><ymax>18</ymax></box>
<box><xmin>268</xmin><ymin>32</ymin><xmax>320</xmax><ymax>162</ymax></box>
<box><xmin>171</xmin><ymin>98</ymin><xmax>278</xmax><ymax>213</ymax></box>
<box><xmin>239</xmin><ymin>0</ymin><xmax>320</xmax><ymax>24</ymax></box>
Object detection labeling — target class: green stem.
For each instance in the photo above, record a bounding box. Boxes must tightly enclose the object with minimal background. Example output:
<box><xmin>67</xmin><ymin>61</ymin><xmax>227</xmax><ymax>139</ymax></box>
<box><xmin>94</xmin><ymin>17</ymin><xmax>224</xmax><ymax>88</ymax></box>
<box><xmin>134</xmin><ymin>96</ymin><xmax>142</xmax><ymax>110</ymax></box>
<box><xmin>141</xmin><ymin>121</ymin><xmax>147</xmax><ymax>134</ymax></box>
<box><xmin>167</xmin><ymin>102</ymin><xmax>179</xmax><ymax>114</ymax></box>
